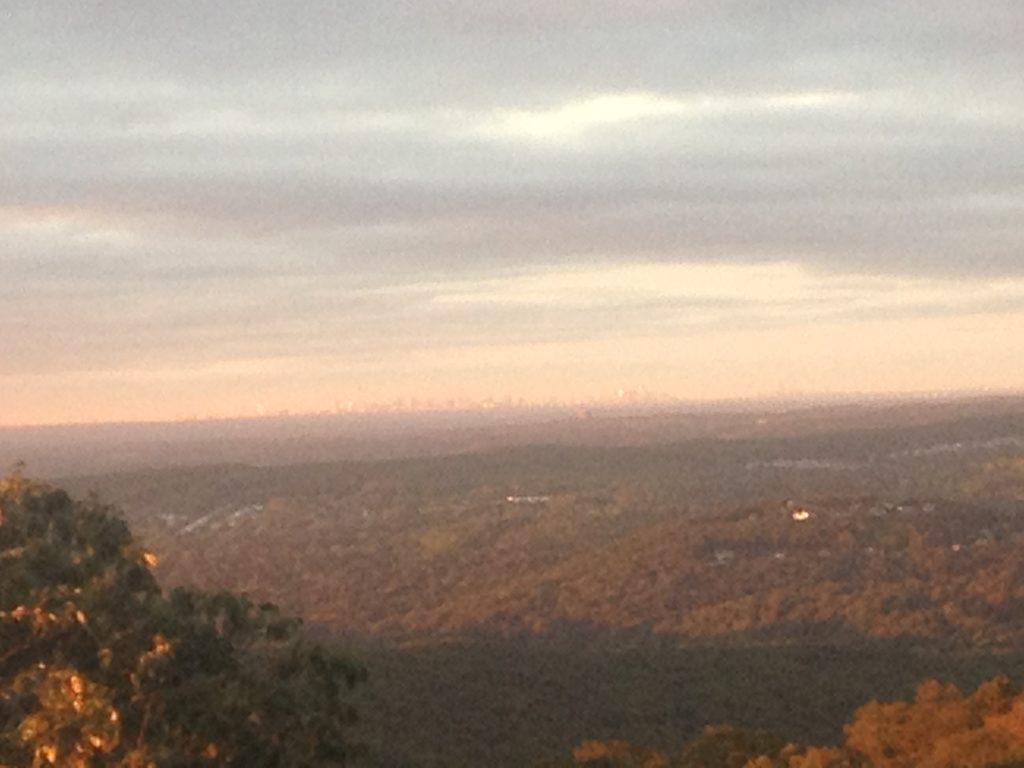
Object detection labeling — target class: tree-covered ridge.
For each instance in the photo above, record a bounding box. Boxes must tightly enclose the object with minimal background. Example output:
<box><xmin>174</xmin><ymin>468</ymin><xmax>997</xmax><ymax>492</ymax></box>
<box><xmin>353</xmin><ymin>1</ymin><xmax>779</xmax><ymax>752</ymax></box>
<box><xmin>34</xmin><ymin>406</ymin><xmax>1024</xmax><ymax>766</ymax></box>
<box><xmin>70</xmin><ymin>407</ymin><xmax>1024</xmax><ymax>650</ymax></box>
<box><xmin>561</xmin><ymin>676</ymin><xmax>1024</xmax><ymax>767</ymax></box>
<box><xmin>136</xmin><ymin>486</ymin><xmax>1024</xmax><ymax>648</ymax></box>
<box><xmin>0</xmin><ymin>471</ymin><xmax>363</xmax><ymax>767</ymax></box>
<box><xmin>4</xmin><ymin>470</ymin><xmax>1024</xmax><ymax>767</ymax></box>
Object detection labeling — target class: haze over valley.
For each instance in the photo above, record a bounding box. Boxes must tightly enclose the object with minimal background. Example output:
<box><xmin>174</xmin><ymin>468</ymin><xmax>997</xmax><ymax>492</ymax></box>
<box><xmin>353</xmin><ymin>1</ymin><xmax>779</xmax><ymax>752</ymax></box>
<box><xmin>4</xmin><ymin>2</ymin><xmax>1024</xmax><ymax>766</ymax></box>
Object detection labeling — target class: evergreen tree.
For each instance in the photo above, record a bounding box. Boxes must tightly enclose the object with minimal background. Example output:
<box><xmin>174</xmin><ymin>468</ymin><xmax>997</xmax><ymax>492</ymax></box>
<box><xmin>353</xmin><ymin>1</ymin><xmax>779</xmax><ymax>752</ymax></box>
<box><xmin>1</xmin><ymin>471</ymin><xmax>364</xmax><ymax>767</ymax></box>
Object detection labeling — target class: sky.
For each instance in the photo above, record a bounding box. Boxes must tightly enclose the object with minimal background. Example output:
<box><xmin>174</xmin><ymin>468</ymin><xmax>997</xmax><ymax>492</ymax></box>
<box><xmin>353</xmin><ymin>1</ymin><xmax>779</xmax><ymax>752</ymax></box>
<box><xmin>1</xmin><ymin>1</ymin><xmax>1023</xmax><ymax>426</ymax></box>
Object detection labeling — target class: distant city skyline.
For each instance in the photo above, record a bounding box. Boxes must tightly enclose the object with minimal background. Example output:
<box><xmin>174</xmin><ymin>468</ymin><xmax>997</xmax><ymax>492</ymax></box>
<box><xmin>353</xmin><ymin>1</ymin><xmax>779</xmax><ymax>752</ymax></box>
<box><xmin>2</xmin><ymin>3</ymin><xmax>1023</xmax><ymax>426</ymax></box>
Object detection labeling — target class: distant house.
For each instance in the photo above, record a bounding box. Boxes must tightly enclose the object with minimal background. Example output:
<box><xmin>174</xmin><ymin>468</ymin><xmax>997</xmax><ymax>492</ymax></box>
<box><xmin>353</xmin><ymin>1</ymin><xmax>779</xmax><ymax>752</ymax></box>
<box><xmin>713</xmin><ymin>549</ymin><xmax>736</xmax><ymax>566</ymax></box>
<box><xmin>869</xmin><ymin>503</ymin><xmax>894</xmax><ymax>518</ymax></box>
<box><xmin>225</xmin><ymin>503</ymin><xmax>263</xmax><ymax>527</ymax></box>
<box><xmin>783</xmin><ymin>499</ymin><xmax>816</xmax><ymax>521</ymax></box>
<box><xmin>975</xmin><ymin>528</ymin><xmax>997</xmax><ymax>546</ymax></box>
<box><xmin>504</xmin><ymin>495</ymin><xmax>551</xmax><ymax>505</ymax></box>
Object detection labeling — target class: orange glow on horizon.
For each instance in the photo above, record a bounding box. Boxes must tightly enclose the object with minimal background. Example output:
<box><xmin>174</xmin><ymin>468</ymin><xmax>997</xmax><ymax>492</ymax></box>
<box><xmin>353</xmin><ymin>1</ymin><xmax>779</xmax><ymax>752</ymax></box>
<box><xmin>4</xmin><ymin>310</ymin><xmax>1023</xmax><ymax>428</ymax></box>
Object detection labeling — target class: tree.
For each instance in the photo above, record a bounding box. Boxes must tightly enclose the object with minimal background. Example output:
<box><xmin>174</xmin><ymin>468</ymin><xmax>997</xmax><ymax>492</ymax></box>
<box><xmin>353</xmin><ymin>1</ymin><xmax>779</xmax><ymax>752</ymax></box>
<box><xmin>572</xmin><ymin>739</ymin><xmax>669</xmax><ymax>767</ymax></box>
<box><xmin>677</xmin><ymin>725</ymin><xmax>787</xmax><ymax>768</ymax></box>
<box><xmin>844</xmin><ymin>677</ymin><xmax>1024</xmax><ymax>768</ymax></box>
<box><xmin>1</xmin><ymin>471</ymin><xmax>364</xmax><ymax>767</ymax></box>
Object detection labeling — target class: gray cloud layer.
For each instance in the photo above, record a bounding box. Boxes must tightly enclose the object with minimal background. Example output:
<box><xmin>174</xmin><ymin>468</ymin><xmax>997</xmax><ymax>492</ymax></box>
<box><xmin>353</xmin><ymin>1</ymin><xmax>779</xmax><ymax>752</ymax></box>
<box><xmin>2</xmin><ymin>1</ymin><xmax>1023</xmax><ymax>390</ymax></box>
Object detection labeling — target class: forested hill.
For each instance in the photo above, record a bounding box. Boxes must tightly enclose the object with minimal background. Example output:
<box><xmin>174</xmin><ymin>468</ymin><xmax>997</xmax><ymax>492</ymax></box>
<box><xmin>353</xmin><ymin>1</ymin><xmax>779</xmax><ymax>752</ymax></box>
<box><xmin>119</xmin><ymin>492</ymin><xmax>1024</xmax><ymax>647</ymax></box>
<box><xmin>558</xmin><ymin>674</ymin><xmax>1024</xmax><ymax>767</ymax></box>
<box><xmin>7</xmin><ymin>471</ymin><xmax>1024</xmax><ymax>767</ymax></box>
<box><xmin>59</xmin><ymin>407</ymin><xmax>1024</xmax><ymax>648</ymax></box>
<box><xmin>45</xmin><ymin>402</ymin><xmax>1024</xmax><ymax>765</ymax></box>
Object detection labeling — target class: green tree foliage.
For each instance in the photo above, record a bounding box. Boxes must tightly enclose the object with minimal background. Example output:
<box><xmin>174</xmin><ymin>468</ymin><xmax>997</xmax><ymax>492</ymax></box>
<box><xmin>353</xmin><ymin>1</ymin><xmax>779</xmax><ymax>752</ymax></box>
<box><xmin>0</xmin><ymin>471</ymin><xmax>364</xmax><ymax>767</ymax></box>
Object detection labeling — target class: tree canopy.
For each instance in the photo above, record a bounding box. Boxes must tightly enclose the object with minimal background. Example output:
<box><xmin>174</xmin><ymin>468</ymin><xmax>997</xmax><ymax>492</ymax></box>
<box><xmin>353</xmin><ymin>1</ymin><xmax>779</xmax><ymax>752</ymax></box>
<box><xmin>565</xmin><ymin>676</ymin><xmax>1024</xmax><ymax>768</ymax></box>
<box><xmin>0</xmin><ymin>470</ymin><xmax>364</xmax><ymax>767</ymax></box>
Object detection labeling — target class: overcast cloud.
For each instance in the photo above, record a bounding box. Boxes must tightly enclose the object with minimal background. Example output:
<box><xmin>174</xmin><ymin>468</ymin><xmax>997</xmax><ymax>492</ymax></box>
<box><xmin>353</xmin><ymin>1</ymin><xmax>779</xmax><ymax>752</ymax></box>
<box><xmin>1</xmin><ymin>2</ymin><xmax>1022</xmax><ymax>423</ymax></box>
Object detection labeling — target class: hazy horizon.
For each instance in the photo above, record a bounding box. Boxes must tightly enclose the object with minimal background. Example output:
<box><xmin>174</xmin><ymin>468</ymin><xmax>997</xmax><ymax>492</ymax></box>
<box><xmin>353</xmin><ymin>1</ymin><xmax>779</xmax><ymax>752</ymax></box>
<box><xmin>4</xmin><ymin>385</ymin><xmax>1024</xmax><ymax>431</ymax></box>
<box><xmin>3</xmin><ymin>3</ymin><xmax>1023</xmax><ymax>426</ymax></box>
